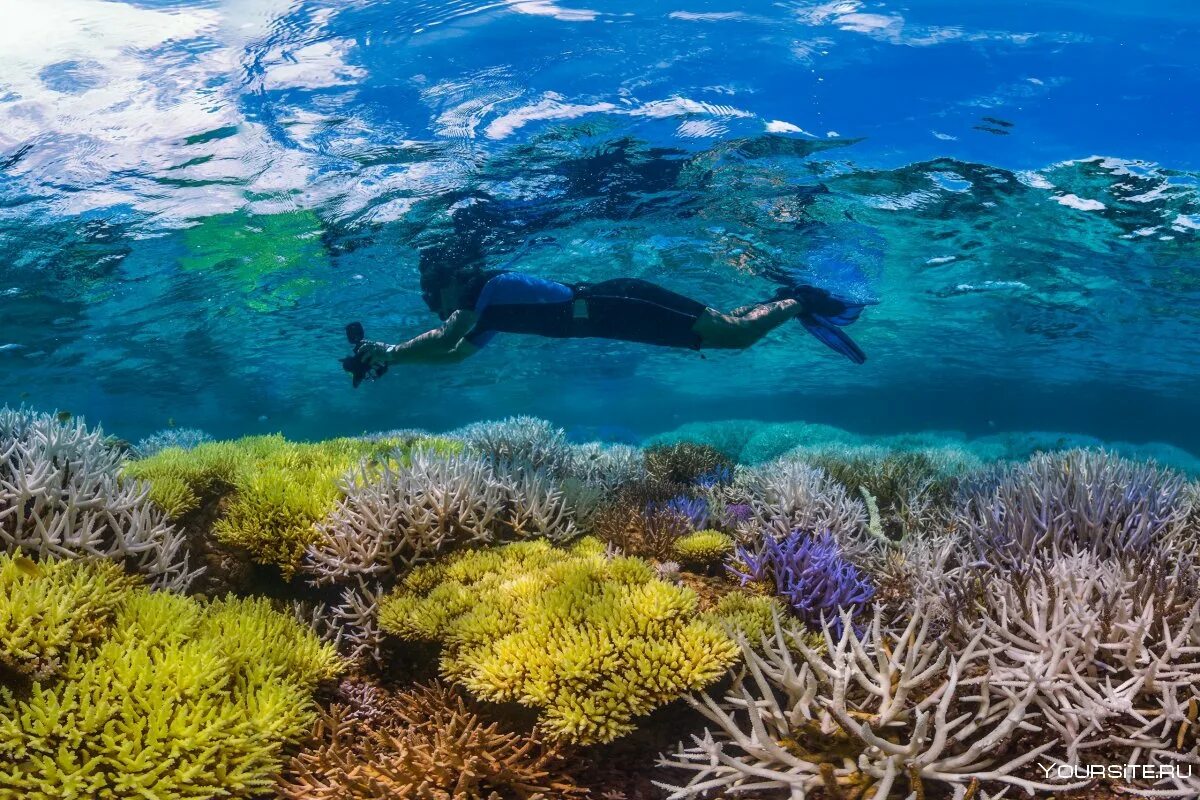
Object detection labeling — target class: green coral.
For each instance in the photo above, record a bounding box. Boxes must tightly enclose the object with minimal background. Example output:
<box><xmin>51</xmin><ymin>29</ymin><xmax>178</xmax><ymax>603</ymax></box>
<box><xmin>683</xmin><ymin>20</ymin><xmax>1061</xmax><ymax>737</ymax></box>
<box><xmin>706</xmin><ymin>592</ymin><xmax>825</xmax><ymax>652</ymax></box>
<box><xmin>0</xmin><ymin>554</ymin><xmax>342</xmax><ymax>800</ymax></box>
<box><xmin>0</xmin><ymin>557</ymin><xmax>137</xmax><ymax>683</ymax></box>
<box><xmin>125</xmin><ymin>434</ymin><xmax>459</xmax><ymax>575</ymax></box>
<box><xmin>673</xmin><ymin>529</ymin><xmax>735</xmax><ymax>564</ymax></box>
<box><xmin>378</xmin><ymin>537</ymin><xmax>739</xmax><ymax>744</ymax></box>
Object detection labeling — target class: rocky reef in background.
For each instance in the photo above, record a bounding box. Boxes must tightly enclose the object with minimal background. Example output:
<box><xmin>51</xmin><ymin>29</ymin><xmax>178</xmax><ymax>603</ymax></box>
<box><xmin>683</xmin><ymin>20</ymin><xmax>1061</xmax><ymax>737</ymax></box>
<box><xmin>3</xmin><ymin>407</ymin><xmax>1200</xmax><ymax>799</ymax></box>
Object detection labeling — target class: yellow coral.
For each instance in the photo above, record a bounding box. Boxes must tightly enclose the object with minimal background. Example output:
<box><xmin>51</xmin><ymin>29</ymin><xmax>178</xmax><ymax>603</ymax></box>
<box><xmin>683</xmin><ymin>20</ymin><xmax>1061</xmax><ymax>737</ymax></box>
<box><xmin>0</xmin><ymin>556</ymin><xmax>136</xmax><ymax>682</ymax></box>
<box><xmin>146</xmin><ymin>474</ymin><xmax>200</xmax><ymax>517</ymax></box>
<box><xmin>673</xmin><ymin>529</ymin><xmax>735</xmax><ymax>564</ymax></box>
<box><xmin>378</xmin><ymin>538</ymin><xmax>739</xmax><ymax>744</ymax></box>
<box><xmin>124</xmin><ymin>434</ymin><xmax>432</xmax><ymax>575</ymax></box>
<box><xmin>0</xmin><ymin>556</ymin><xmax>343</xmax><ymax>800</ymax></box>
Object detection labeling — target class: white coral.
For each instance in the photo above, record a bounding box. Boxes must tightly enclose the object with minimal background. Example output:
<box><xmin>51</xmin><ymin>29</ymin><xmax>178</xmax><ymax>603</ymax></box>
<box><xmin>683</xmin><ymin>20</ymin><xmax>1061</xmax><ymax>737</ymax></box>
<box><xmin>303</xmin><ymin>448</ymin><xmax>510</xmax><ymax>585</ymax></box>
<box><xmin>659</xmin><ymin>605</ymin><xmax>1083</xmax><ymax>799</ymax></box>
<box><xmin>0</xmin><ymin>411</ymin><xmax>199</xmax><ymax>590</ymax></box>
<box><xmin>729</xmin><ymin>459</ymin><xmax>868</xmax><ymax>549</ymax></box>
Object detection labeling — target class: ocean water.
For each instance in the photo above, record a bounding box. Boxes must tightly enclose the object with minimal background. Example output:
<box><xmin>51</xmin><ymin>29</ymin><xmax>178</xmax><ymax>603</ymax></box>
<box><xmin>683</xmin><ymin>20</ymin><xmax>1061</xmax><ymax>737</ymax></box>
<box><xmin>1</xmin><ymin>0</ymin><xmax>1198</xmax><ymax>453</ymax></box>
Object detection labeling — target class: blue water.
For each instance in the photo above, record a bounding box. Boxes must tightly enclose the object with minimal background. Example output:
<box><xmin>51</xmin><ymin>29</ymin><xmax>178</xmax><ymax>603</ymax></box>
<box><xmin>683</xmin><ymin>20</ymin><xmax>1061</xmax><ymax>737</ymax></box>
<box><xmin>1</xmin><ymin>0</ymin><xmax>1198</xmax><ymax>451</ymax></box>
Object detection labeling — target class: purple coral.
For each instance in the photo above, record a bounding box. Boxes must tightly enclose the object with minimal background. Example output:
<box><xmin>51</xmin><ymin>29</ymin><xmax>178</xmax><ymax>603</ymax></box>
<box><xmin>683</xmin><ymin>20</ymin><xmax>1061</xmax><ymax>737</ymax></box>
<box><xmin>722</xmin><ymin>503</ymin><xmax>752</xmax><ymax>527</ymax></box>
<box><xmin>729</xmin><ymin>530</ymin><xmax>874</xmax><ymax>634</ymax></box>
<box><xmin>695</xmin><ymin>465</ymin><xmax>734</xmax><ymax>488</ymax></box>
<box><xmin>648</xmin><ymin>495</ymin><xmax>709</xmax><ymax>530</ymax></box>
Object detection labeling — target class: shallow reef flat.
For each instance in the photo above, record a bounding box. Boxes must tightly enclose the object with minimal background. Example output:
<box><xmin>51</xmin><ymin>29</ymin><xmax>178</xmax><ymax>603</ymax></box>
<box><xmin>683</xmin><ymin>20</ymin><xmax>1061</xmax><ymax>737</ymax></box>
<box><xmin>3</xmin><ymin>408</ymin><xmax>1200</xmax><ymax>799</ymax></box>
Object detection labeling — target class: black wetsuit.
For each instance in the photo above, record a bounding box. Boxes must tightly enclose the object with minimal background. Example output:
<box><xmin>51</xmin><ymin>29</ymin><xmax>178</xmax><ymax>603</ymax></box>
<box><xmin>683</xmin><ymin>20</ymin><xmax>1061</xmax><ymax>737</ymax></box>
<box><xmin>461</xmin><ymin>271</ymin><xmax>708</xmax><ymax>350</ymax></box>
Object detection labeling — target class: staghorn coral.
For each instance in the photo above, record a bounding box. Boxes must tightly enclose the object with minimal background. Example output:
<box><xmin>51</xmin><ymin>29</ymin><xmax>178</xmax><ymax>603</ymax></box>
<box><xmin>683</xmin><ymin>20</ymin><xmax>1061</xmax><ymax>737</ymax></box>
<box><xmin>0</xmin><ymin>410</ymin><xmax>199</xmax><ymax>590</ymax></box>
<box><xmin>960</xmin><ymin>448</ymin><xmax>1194</xmax><ymax>567</ymax></box>
<box><xmin>672</xmin><ymin>530</ymin><xmax>735</xmax><ymax>565</ymax></box>
<box><xmin>279</xmin><ymin>680</ymin><xmax>586</xmax><ymax>799</ymax></box>
<box><xmin>970</xmin><ymin>550</ymin><xmax>1200</xmax><ymax>790</ymax></box>
<box><xmin>567</xmin><ymin>441</ymin><xmax>647</xmax><ymax>489</ymax></box>
<box><xmin>659</xmin><ymin>605</ymin><xmax>1078</xmax><ymax>800</ymax></box>
<box><xmin>378</xmin><ymin>538</ymin><xmax>741</xmax><ymax>744</ymax></box>
<box><xmin>303</xmin><ymin>448</ymin><xmax>577</xmax><ymax>588</ymax></box>
<box><xmin>133</xmin><ymin>427</ymin><xmax>213</xmax><ymax>459</ymax></box>
<box><xmin>790</xmin><ymin>445</ymin><xmax>979</xmax><ymax>537</ymax></box>
<box><xmin>457</xmin><ymin>415</ymin><xmax>574</xmax><ymax>477</ymax></box>
<box><xmin>725</xmin><ymin>458</ymin><xmax>868</xmax><ymax>551</ymax></box>
<box><xmin>591</xmin><ymin>500</ymin><xmax>692</xmax><ymax>560</ymax></box>
<box><xmin>730</xmin><ymin>530</ymin><xmax>874</xmax><ymax>635</ymax></box>
<box><xmin>654</xmin><ymin>495</ymin><xmax>709</xmax><ymax>530</ymax></box>
<box><xmin>0</xmin><ymin>556</ymin><xmax>342</xmax><ymax>800</ymax></box>
<box><xmin>645</xmin><ymin>442</ymin><xmax>733</xmax><ymax>486</ymax></box>
<box><xmin>0</xmin><ymin>555</ymin><xmax>136</xmax><ymax>687</ymax></box>
<box><xmin>126</xmin><ymin>434</ymin><xmax>411</xmax><ymax>576</ymax></box>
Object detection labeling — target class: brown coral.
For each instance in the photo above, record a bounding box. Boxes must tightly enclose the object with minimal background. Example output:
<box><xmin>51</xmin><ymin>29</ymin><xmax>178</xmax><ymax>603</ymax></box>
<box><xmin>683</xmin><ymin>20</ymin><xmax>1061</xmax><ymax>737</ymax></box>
<box><xmin>279</xmin><ymin>681</ymin><xmax>587</xmax><ymax>800</ymax></box>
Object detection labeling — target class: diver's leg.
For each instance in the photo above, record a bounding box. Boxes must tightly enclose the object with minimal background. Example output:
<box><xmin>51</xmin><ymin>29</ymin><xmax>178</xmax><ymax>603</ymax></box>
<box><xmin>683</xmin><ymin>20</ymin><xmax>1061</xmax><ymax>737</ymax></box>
<box><xmin>693</xmin><ymin>299</ymin><xmax>801</xmax><ymax>349</ymax></box>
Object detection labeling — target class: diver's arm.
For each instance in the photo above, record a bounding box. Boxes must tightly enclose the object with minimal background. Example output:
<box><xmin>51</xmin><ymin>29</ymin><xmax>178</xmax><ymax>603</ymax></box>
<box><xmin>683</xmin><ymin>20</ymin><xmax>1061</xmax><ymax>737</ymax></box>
<box><xmin>359</xmin><ymin>310</ymin><xmax>479</xmax><ymax>365</ymax></box>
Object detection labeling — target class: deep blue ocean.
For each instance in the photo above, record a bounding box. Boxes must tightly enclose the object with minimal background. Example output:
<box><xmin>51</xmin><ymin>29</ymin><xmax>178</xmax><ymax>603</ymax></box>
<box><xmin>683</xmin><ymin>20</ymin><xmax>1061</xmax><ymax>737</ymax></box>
<box><xmin>1</xmin><ymin>0</ymin><xmax>1198</xmax><ymax>459</ymax></box>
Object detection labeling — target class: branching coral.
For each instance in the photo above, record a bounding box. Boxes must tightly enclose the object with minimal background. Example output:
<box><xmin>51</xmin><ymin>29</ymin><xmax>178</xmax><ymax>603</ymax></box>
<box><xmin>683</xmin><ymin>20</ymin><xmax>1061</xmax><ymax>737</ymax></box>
<box><xmin>279</xmin><ymin>680</ymin><xmax>586</xmax><ymax>799</ymax></box>
<box><xmin>0</xmin><ymin>556</ymin><xmax>343</xmax><ymax>799</ymax></box>
<box><xmin>971</xmin><ymin>551</ymin><xmax>1200</xmax><ymax>783</ymax></box>
<box><xmin>133</xmin><ymin>427</ymin><xmax>213</xmax><ymax>459</ymax></box>
<box><xmin>378</xmin><ymin>538</ymin><xmax>741</xmax><ymax>744</ymax></box>
<box><xmin>645</xmin><ymin>442</ymin><xmax>733</xmax><ymax>486</ymax></box>
<box><xmin>730</xmin><ymin>530</ymin><xmax>874</xmax><ymax>635</ymax></box>
<box><xmin>790</xmin><ymin>445</ymin><xmax>979</xmax><ymax>537</ymax></box>
<box><xmin>303</xmin><ymin>448</ymin><xmax>576</xmax><ymax>588</ymax></box>
<box><xmin>725</xmin><ymin>459</ymin><xmax>868</xmax><ymax>550</ymax></box>
<box><xmin>960</xmin><ymin>449</ymin><xmax>1193</xmax><ymax>567</ymax></box>
<box><xmin>456</xmin><ymin>415</ymin><xmax>574</xmax><ymax>477</ymax></box>
<box><xmin>673</xmin><ymin>530</ymin><xmax>735</xmax><ymax>565</ymax></box>
<box><xmin>591</xmin><ymin>500</ymin><xmax>693</xmax><ymax>560</ymax></box>
<box><xmin>0</xmin><ymin>410</ymin><xmax>198</xmax><ymax>590</ymax></box>
<box><xmin>0</xmin><ymin>555</ymin><xmax>136</xmax><ymax>686</ymax></box>
<box><xmin>659</xmin><ymin>606</ymin><xmax>1077</xmax><ymax>800</ymax></box>
<box><xmin>126</xmin><ymin>434</ymin><xmax>407</xmax><ymax>575</ymax></box>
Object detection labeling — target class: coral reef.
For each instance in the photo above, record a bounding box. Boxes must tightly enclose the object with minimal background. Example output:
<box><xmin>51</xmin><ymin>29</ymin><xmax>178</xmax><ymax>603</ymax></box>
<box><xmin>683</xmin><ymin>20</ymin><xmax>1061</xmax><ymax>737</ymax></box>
<box><xmin>6</xmin><ymin>408</ymin><xmax>1199</xmax><ymax>799</ymax></box>
<box><xmin>377</xmin><ymin>538</ymin><xmax>742</xmax><ymax>744</ymax></box>
<box><xmin>0</xmin><ymin>554</ymin><xmax>342</xmax><ymax>799</ymax></box>
<box><xmin>659</xmin><ymin>605</ymin><xmax>1076</xmax><ymax>800</ymax></box>
<box><xmin>726</xmin><ymin>458</ymin><xmax>868</xmax><ymax>548</ymax></box>
<box><xmin>0</xmin><ymin>409</ymin><xmax>198</xmax><ymax>590</ymax></box>
<box><xmin>279</xmin><ymin>680</ymin><xmax>586</xmax><ymax>799</ymax></box>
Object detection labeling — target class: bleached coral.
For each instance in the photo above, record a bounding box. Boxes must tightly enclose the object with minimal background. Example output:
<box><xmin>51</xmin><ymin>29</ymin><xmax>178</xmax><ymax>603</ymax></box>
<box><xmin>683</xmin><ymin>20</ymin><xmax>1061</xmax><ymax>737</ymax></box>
<box><xmin>727</xmin><ymin>458</ymin><xmax>869</xmax><ymax>550</ymax></box>
<box><xmin>456</xmin><ymin>415</ymin><xmax>573</xmax><ymax>476</ymax></box>
<box><xmin>133</xmin><ymin>427</ymin><xmax>213</xmax><ymax>459</ymax></box>
<box><xmin>659</xmin><ymin>605</ymin><xmax>1077</xmax><ymax>799</ymax></box>
<box><xmin>976</xmin><ymin>551</ymin><xmax>1200</xmax><ymax>776</ymax></box>
<box><xmin>961</xmin><ymin>449</ymin><xmax>1193</xmax><ymax>566</ymax></box>
<box><xmin>0</xmin><ymin>411</ymin><xmax>199</xmax><ymax>590</ymax></box>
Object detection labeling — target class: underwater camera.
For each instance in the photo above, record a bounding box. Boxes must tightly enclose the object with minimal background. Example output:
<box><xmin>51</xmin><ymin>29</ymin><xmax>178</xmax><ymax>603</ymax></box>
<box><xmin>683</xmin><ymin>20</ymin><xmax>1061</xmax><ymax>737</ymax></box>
<box><xmin>341</xmin><ymin>321</ymin><xmax>388</xmax><ymax>388</ymax></box>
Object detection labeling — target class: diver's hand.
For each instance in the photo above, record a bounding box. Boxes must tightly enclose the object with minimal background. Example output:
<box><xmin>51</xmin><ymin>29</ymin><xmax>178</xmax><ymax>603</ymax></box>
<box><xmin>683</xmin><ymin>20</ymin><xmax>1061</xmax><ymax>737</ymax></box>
<box><xmin>355</xmin><ymin>340</ymin><xmax>397</xmax><ymax>367</ymax></box>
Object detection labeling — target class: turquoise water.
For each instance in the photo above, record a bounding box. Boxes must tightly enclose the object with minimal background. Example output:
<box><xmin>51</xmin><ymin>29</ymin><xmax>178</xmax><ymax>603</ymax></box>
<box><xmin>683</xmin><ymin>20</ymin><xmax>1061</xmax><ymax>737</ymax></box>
<box><xmin>1</xmin><ymin>0</ymin><xmax>1198</xmax><ymax>453</ymax></box>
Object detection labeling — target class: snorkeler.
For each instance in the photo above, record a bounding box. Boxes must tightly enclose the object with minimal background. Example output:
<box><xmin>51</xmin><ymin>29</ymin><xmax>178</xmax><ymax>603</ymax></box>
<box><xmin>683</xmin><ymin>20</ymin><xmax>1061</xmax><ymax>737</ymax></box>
<box><xmin>343</xmin><ymin>268</ymin><xmax>871</xmax><ymax>385</ymax></box>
